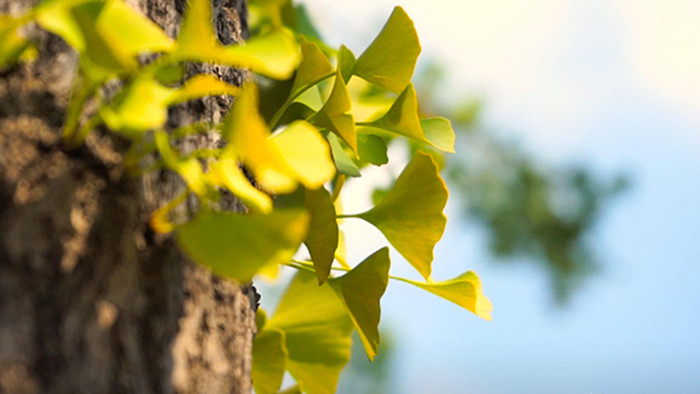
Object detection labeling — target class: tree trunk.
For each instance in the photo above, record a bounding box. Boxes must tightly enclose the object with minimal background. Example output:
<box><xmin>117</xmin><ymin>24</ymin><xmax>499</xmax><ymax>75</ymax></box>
<box><xmin>0</xmin><ymin>0</ymin><xmax>257</xmax><ymax>393</ymax></box>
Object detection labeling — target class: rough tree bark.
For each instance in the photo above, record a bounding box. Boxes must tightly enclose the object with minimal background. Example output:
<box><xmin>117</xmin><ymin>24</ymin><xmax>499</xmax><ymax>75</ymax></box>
<box><xmin>0</xmin><ymin>0</ymin><xmax>257</xmax><ymax>392</ymax></box>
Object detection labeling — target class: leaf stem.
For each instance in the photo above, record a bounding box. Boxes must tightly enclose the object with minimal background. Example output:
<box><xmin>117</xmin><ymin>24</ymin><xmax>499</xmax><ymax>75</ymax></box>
<box><xmin>268</xmin><ymin>71</ymin><xmax>335</xmax><ymax>130</ymax></box>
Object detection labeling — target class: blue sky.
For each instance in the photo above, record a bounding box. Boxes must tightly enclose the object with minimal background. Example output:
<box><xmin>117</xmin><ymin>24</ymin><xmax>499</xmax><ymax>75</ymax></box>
<box><xmin>281</xmin><ymin>1</ymin><xmax>700</xmax><ymax>392</ymax></box>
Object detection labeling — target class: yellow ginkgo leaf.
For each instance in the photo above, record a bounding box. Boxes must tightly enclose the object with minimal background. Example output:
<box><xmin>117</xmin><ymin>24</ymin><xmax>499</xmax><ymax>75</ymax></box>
<box><xmin>167</xmin><ymin>74</ymin><xmax>241</xmax><ymax>105</ymax></box>
<box><xmin>208</xmin><ymin>159</ymin><xmax>273</xmax><ymax>213</ymax></box>
<box><xmin>352</xmin><ymin>6</ymin><xmax>421</xmax><ymax>94</ymax></box>
<box><xmin>221</xmin><ymin>84</ymin><xmax>297</xmax><ymax>193</ymax></box>
<box><xmin>396</xmin><ymin>271</ymin><xmax>493</xmax><ymax>320</ymax></box>
<box><xmin>174</xmin><ymin>0</ymin><xmax>299</xmax><ymax>79</ymax></box>
<box><xmin>270</xmin><ymin>121</ymin><xmax>336</xmax><ymax>189</ymax></box>
<box><xmin>353</xmin><ymin>152</ymin><xmax>448</xmax><ymax>280</ymax></box>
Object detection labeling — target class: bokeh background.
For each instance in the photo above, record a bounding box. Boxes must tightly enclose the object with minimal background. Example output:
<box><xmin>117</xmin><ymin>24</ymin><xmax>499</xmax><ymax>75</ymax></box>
<box><xmin>264</xmin><ymin>1</ymin><xmax>700</xmax><ymax>392</ymax></box>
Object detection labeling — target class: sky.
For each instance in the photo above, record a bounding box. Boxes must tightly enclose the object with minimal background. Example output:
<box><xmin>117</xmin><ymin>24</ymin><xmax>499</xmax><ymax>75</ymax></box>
<box><xmin>272</xmin><ymin>1</ymin><xmax>700</xmax><ymax>392</ymax></box>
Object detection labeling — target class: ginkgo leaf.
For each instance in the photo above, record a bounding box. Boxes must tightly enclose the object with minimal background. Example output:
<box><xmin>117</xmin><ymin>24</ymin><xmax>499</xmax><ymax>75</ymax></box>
<box><xmin>357</xmin><ymin>134</ymin><xmax>388</xmax><ymax>166</ymax></box>
<box><xmin>366</xmin><ymin>83</ymin><xmax>425</xmax><ymax>143</ymax></box>
<box><xmin>175</xmin><ymin>0</ymin><xmax>299</xmax><ymax>79</ymax></box>
<box><xmin>177</xmin><ymin>210</ymin><xmax>310</xmax><ymax>282</ymax></box>
<box><xmin>327</xmin><ymin>133</ymin><xmax>361</xmax><ymax>177</ymax></box>
<box><xmin>221</xmin><ymin>85</ymin><xmax>297</xmax><ymax>193</ymax></box>
<box><xmin>35</xmin><ymin>0</ymin><xmax>88</xmax><ymax>51</ymax></box>
<box><xmin>303</xmin><ymin>187</ymin><xmax>338</xmax><ymax>283</ymax></box>
<box><xmin>290</xmin><ymin>37</ymin><xmax>333</xmax><ymax>99</ymax></box>
<box><xmin>337</xmin><ymin>44</ymin><xmax>356</xmax><ymax>83</ymax></box>
<box><xmin>353</xmin><ymin>6</ymin><xmax>420</xmax><ymax>94</ymax></box>
<box><xmin>0</xmin><ymin>20</ymin><xmax>31</xmax><ymax>71</ymax></box>
<box><xmin>329</xmin><ymin>247</ymin><xmax>390</xmax><ymax>361</ymax></box>
<box><xmin>396</xmin><ymin>271</ymin><xmax>493</xmax><ymax>320</ymax></box>
<box><xmin>100</xmin><ymin>76</ymin><xmax>173</xmax><ymax>132</ymax></box>
<box><xmin>167</xmin><ymin>74</ymin><xmax>241</xmax><ymax>105</ymax></box>
<box><xmin>421</xmin><ymin>117</ymin><xmax>456</xmax><ymax>154</ymax></box>
<box><xmin>310</xmin><ymin>73</ymin><xmax>357</xmax><ymax>153</ymax></box>
<box><xmin>218</xmin><ymin>30</ymin><xmax>300</xmax><ymax>80</ymax></box>
<box><xmin>267</xmin><ymin>271</ymin><xmax>353</xmax><ymax>394</ymax></box>
<box><xmin>270</xmin><ymin>121</ymin><xmax>336</xmax><ymax>189</ymax></box>
<box><xmin>153</xmin><ymin>130</ymin><xmax>207</xmax><ymax>196</ymax></box>
<box><xmin>71</xmin><ymin>1</ymin><xmax>137</xmax><ymax>73</ymax></box>
<box><xmin>94</xmin><ymin>0</ymin><xmax>174</xmax><ymax>55</ymax></box>
<box><xmin>175</xmin><ymin>0</ymin><xmax>218</xmax><ymax>56</ymax></box>
<box><xmin>354</xmin><ymin>151</ymin><xmax>447</xmax><ymax>280</ymax></box>
<box><xmin>252</xmin><ymin>327</ymin><xmax>288</xmax><ymax>394</ymax></box>
<box><xmin>208</xmin><ymin>159</ymin><xmax>273</xmax><ymax>213</ymax></box>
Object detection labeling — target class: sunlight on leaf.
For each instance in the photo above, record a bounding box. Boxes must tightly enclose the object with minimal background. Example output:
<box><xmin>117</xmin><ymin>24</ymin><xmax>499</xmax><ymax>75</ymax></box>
<box><xmin>303</xmin><ymin>187</ymin><xmax>338</xmax><ymax>283</ymax></box>
<box><xmin>208</xmin><ymin>159</ymin><xmax>273</xmax><ymax>213</ymax></box>
<box><xmin>222</xmin><ymin>84</ymin><xmax>297</xmax><ymax>193</ymax></box>
<box><xmin>421</xmin><ymin>117</ymin><xmax>456</xmax><ymax>154</ymax></box>
<box><xmin>175</xmin><ymin>0</ymin><xmax>299</xmax><ymax>78</ymax></box>
<box><xmin>356</xmin><ymin>152</ymin><xmax>447</xmax><ymax>280</ymax></box>
<box><xmin>177</xmin><ymin>210</ymin><xmax>309</xmax><ymax>282</ymax></box>
<box><xmin>95</xmin><ymin>0</ymin><xmax>174</xmax><ymax>55</ymax></box>
<box><xmin>252</xmin><ymin>325</ymin><xmax>288</xmax><ymax>394</ymax></box>
<box><xmin>353</xmin><ymin>6</ymin><xmax>420</xmax><ymax>94</ymax></box>
<box><xmin>367</xmin><ymin>83</ymin><xmax>425</xmax><ymax>143</ymax></box>
<box><xmin>167</xmin><ymin>74</ymin><xmax>241</xmax><ymax>105</ymax></box>
<box><xmin>329</xmin><ymin>247</ymin><xmax>390</xmax><ymax>361</ymax></box>
<box><xmin>271</xmin><ymin>121</ymin><xmax>336</xmax><ymax>189</ymax></box>
<box><xmin>101</xmin><ymin>76</ymin><xmax>172</xmax><ymax>132</ymax></box>
<box><xmin>267</xmin><ymin>271</ymin><xmax>353</xmax><ymax>394</ymax></box>
<box><xmin>397</xmin><ymin>271</ymin><xmax>493</xmax><ymax>320</ymax></box>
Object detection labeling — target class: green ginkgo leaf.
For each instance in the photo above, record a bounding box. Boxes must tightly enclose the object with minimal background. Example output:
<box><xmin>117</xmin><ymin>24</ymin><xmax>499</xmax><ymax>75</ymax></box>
<box><xmin>396</xmin><ymin>271</ymin><xmax>493</xmax><ymax>320</ymax></box>
<box><xmin>357</xmin><ymin>134</ymin><xmax>388</xmax><ymax>166</ymax></box>
<box><xmin>252</xmin><ymin>326</ymin><xmax>288</xmax><ymax>394</ymax></box>
<box><xmin>267</xmin><ymin>271</ymin><xmax>353</xmax><ymax>394</ymax></box>
<box><xmin>177</xmin><ymin>210</ymin><xmax>310</xmax><ymax>282</ymax></box>
<box><xmin>175</xmin><ymin>0</ymin><xmax>299</xmax><ymax>79</ymax></box>
<box><xmin>290</xmin><ymin>37</ymin><xmax>333</xmax><ymax>99</ymax></box>
<box><xmin>354</xmin><ymin>151</ymin><xmax>447</xmax><ymax>280</ymax></box>
<box><xmin>329</xmin><ymin>247</ymin><xmax>390</xmax><ymax>361</ymax></box>
<box><xmin>353</xmin><ymin>6</ymin><xmax>420</xmax><ymax>94</ymax></box>
<box><xmin>327</xmin><ymin>133</ymin><xmax>361</xmax><ymax>177</ymax></box>
<box><xmin>310</xmin><ymin>73</ymin><xmax>357</xmax><ymax>153</ymax></box>
<box><xmin>303</xmin><ymin>187</ymin><xmax>338</xmax><ymax>283</ymax></box>
<box><xmin>366</xmin><ymin>83</ymin><xmax>425</xmax><ymax>143</ymax></box>
<box><xmin>421</xmin><ymin>117</ymin><xmax>456</xmax><ymax>154</ymax></box>
<box><xmin>337</xmin><ymin>44</ymin><xmax>356</xmax><ymax>83</ymax></box>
